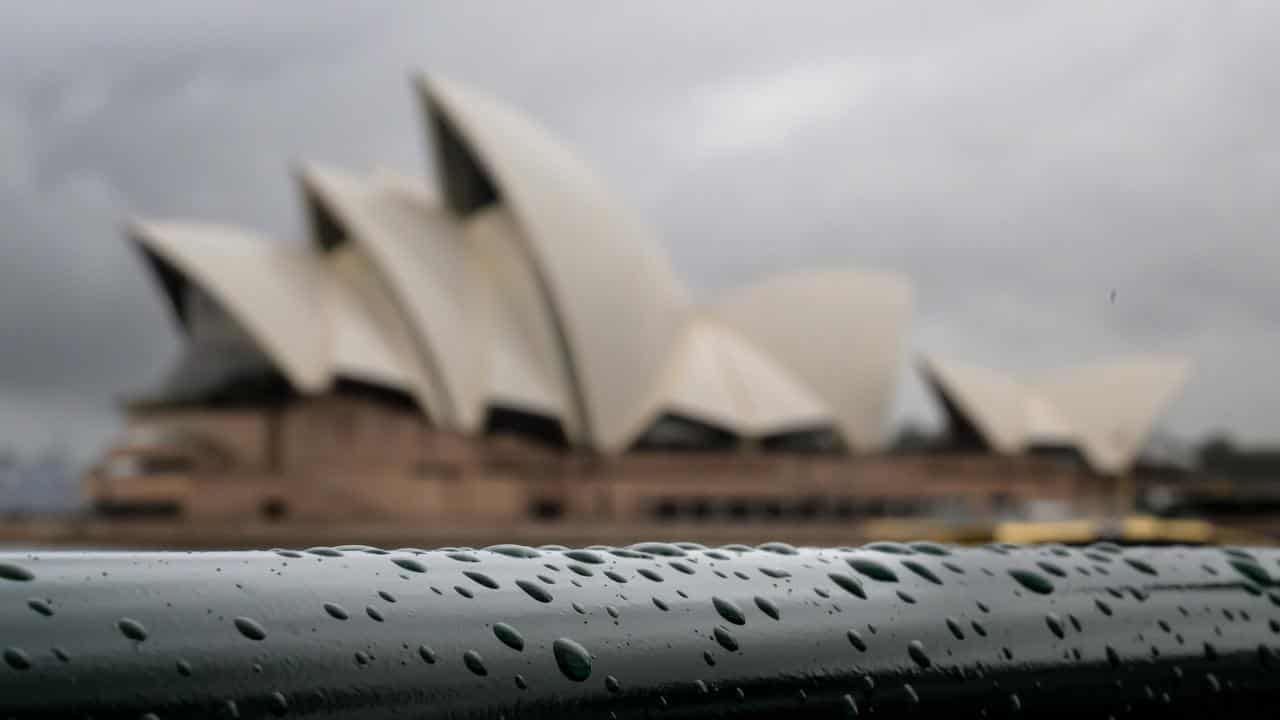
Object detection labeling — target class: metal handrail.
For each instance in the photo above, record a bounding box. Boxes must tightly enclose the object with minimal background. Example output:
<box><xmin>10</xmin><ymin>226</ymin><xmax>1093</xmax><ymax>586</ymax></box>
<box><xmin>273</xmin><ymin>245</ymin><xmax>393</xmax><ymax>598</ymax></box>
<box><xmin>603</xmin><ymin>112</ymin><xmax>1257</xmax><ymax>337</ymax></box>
<box><xmin>1</xmin><ymin>541</ymin><xmax>1277</xmax><ymax>717</ymax></box>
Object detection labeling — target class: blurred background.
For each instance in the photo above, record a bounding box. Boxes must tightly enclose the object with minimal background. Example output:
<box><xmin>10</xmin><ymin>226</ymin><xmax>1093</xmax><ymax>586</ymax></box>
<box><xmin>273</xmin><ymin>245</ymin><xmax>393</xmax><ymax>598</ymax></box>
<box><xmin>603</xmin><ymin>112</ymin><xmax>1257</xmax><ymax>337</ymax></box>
<box><xmin>2</xmin><ymin>2</ymin><xmax>1279</xmax><ymax>548</ymax></box>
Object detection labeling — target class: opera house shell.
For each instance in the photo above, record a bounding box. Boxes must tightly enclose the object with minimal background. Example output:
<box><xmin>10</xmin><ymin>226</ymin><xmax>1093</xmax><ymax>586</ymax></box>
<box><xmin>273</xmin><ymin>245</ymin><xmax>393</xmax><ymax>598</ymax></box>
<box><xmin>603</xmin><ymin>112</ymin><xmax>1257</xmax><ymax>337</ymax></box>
<box><xmin>84</xmin><ymin>72</ymin><xmax>1191</xmax><ymax>542</ymax></box>
<box><xmin>127</xmin><ymin>73</ymin><xmax>911</xmax><ymax>458</ymax></box>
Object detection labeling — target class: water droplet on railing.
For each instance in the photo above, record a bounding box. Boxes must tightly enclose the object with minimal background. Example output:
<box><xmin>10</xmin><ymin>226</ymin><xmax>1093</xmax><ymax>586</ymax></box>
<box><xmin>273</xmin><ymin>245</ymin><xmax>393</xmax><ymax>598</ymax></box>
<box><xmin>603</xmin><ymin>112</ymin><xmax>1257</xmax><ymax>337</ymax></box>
<box><xmin>233</xmin><ymin>617</ymin><xmax>267</xmax><ymax>641</ymax></box>
<box><xmin>713</xmin><ymin>596</ymin><xmax>746</xmax><ymax>625</ymax></box>
<box><xmin>552</xmin><ymin>637</ymin><xmax>592</xmax><ymax>681</ymax></box>
<box><xmin>493</xmin><ymin>622</ymin><xmax>525</xmax><ymax>651</ymax></box>
<box><xmin>118</xmin><ymin>618</ymin><xmax>148</xmax><ymax>642</ymax></box>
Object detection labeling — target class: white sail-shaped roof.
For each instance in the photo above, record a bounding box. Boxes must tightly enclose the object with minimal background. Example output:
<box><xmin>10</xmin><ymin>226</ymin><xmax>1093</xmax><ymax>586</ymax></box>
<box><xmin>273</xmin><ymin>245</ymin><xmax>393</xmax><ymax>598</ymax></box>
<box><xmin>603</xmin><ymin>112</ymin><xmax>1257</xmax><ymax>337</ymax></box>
<box><xmin>466</xmin><ymin>207</ymin><xmax>581</xmax><ymax>439</ymax></box>
<box><xmin>1033</xmin><ymin>356</ymin><xmax>1191</xmax><ymax>475</ymax></box>
<box><xmin>298</xmin><ymin>165</ymin><xmax>482</xmax><ymax>430</ymax></box>
<box><xmin>918</xmin><ymin>355</ymin><xmax>1032</xmax><ymax>454</ymax></box>
<box><xmin>711</xmin><ymin>269</ymin><xmax>912</xmax><ymax>451</ymax></box>
<box><xmin>649</xmin><ymin>319</ymin><xmax>834</xmax><ymax>438</ymax></box>
<box><xmin>416</xmin><ymin>73</ymin><xmax>690</xmax><ymax>451</ymax></box>
<box><xmin>132</xmin><ymin>220</ymin><xmax>425</xmax><ymax>406</ymax></box>
<box><xmin>130</xmin><ymin>221</ymin><xmax>331</xmax><ymax>393</ymax></box>
<box><xmin>322</xmin><ymin>244</ymin><xmax>427</xmax><ymax>405</ymax></box>
<box><xmin>920</xmin><ymin>353</ymin><xmax>1192</xmax><ymax>475</ymax></box>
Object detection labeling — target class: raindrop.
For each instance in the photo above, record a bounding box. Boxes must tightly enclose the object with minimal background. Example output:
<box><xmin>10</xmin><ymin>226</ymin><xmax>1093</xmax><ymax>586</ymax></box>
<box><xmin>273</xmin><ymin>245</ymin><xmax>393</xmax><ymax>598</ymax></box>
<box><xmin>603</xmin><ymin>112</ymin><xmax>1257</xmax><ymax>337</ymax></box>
<box><xmin>904</xmin><ymin>683</ymin><xmax>920</xmax><ymax>704</ymax></box>
<box><xmin>897</xmin><ymin>590</ymin><xmax>917</xmax><ymax>604</ymax></box>
<box><xmin>1124</xmin><ymin>557</ymin><xmax>1159</xmax><ymax>576</ymax></box>
<box><xmin>1036</xmin><ymin>560</ymin><xmax>1067</xmax><ymax>578</ymax></box>
<box><xmin>1096</xmin><ymin>599</ymin><xmax>1113</xmax><ymax>616</ymax></box>
<box><xmin>1046</xmin><ymin>613</ymin><xmax>1065</xmax><ymax>639</ymax></box>
<box><xmin>866</xmin><ymin>542</ymin><xmax>913</xmax><ymax>555</ymax></box>
<box><xmin>552</xmin><ymin>638</ymin><xmax>593</xmax><ymax>681</ymax></box>
<box><xmin>902</xmin><ymin>560</ymin><xmax>942</xmax><ymax>585</ymax></box>
<box><xmin>177</xmin><ymin>659</ymin><xmax>192</xmax><ymax>676</ymax></box>
<box><xmin>670</xmin><ymin>561</ymin><xmax>697</xmax><ymax>575</ymax></box>
<box><xmin>323</xmin><ymin>602</ymin><xmax>349</xmax><ymax>620</ymax></box>
<box><xmin>604</xmin><ymin>571</ymin><xmax>627</xmax><ymax>583</ymax></box>
<box><xmin>714</xmin><ymin>626</ymin><xmax>740</xmax><ymax>651</ymax></box>
<box><xmin>653</xmin><ymin>597</ymin><xmax>670</xmax><ymax>611</ymax></box>
<box><xmin>463</xmin><ymin>650</ymin><xmax>488</xmax><ymax>676</ymax></box>
<box><xmin>0</xmin><ymin>561</ymin><xmax>35</xmax><ymax>576</ymax></box>
<box><xmin>447</xmin><ymin>552</ymin><xmax>481</xmax><ymax>563</ymax></box>
<box><xmin>564</xmin><ymin>549</ymin><xmax>606</xmax><ymax>564</ymax></box>
<box><xmin>118</xmin><ymin>618</ymin><xmax>149</xmax><ymax>642</ymax></box>
<box><xmin>455</xmin><ymin>586</ymin><xmax>474</xmax><ymax>599</ymax></box>
<box><xmin>568</xmin><ymin>564</ymin><xmax>595</xmax><ymax>577</ymax></box>
<box><xmin>847</xmin><ymin>629</ymin><xmax>867</xmax><ymax>651</ymax></box>
<box><xmin>972</xmin><ymin>621</ymin><xmax>988</xmax><ymax>637</ymax></box>
<box><xmin>27</xmin><ymin>598</ymin><xmax>52</xmax><ymax>617</ymax></box>
<box><xmin>53</xmin><ymin>648</ymin><xmax>70</xmax><ymax>663</ymax></box>
<box><xmin>419</xmin><ymin>645</ymin><xmax>437</xmax><ymax>663</ymax></box>
<box><xmin>713</xmin><ymin>596</ymin><xmax>746</xmax><ymax>625</ymax></box>
<box><xmin>703</xmin><ymin>650</ymin><xmax>716</xmax><ymax>666</ymax></box>
<box><xmin>848</xmin><ymin>557</ymin><xmax>898</xmax><ymax>582</ymax></box>
<box><xmin>306</xmin><ymin>547</ymin><xmax>343</xmax><ymax>557</ymax></box>
<box><xmin>1106</xmin><ymin>646</ymin><xmax>1121</xmax><ymax>668</ymax></box>
<box><xmin>515</xmin><ymin>674</ymin><xmax>528</xmax><ymax>689</ymax></box>
<box><xmin>829</xmin><ymin>572</ymin><xmax>867</xmax><ymax>598</ymax></box>
<box><xmin>946</xmin><ymin>617</ymin><xmax>965</xmax><ymax>640</ymax></box>
<box><xmin>759</xmin><ymin>542</ymin><xmax>798</xmax><ymax>555</ymax></box>
<box><xmin>275</xmin><ymin>550</ymin><xmax>303</xmax><ymax>559</ymax></box>
<box><xmin>487</xmin><ymin>544</ymin><xmax>541</xmax><ymax>558</ymax></box>
<box><xmin>494</xmin><ymin>622</ymin><xmax>525</xmax><ymax>651</ymax></box>
<box><xmin>224</xmin><ymin>700</ymin><xmax>240</xmax><ymax>719</ymax></box>
<box><xmin>755</xmin><ymin>596</ymin><xmax>780</xmax><ymax>620</ymax></box>
<box><xmin>630</xmin><ymin>542</ymin><xmax>686</xmax><ymax>557</ymax></box>
<box><xmin>761</xmin><ymin>567</ymin><xmax>791</xmax><ymax>579</ymax></box>
<box><xmin>842</xmin><ymin>693</ymin><xmax>860</xmax><ymax>716</ymax></box>
<box><xmin>606</xmin><ymin>675</ymin><xmax>621</xmax><ymax>693</ymax></box>
<box><xmin>378</xmin><ymin>590</ymin><xmax>396</xmax><ymax>603</ymax></box>
<box><xmin>606</xmin><ymin>605</ymin><xmax>620</xmax><ymax>619</ymax></box>
<box><xmin>463</xmin><ymin>571</ymin><xmax>500</xmax><ymax>589</ymax></box>
<box><xmin>391</xmin><ymin>557</ymin><xmax>427</xmax><ymax>573</ymax></box>
<box><xmin>516</xmin><ymin>580</ymin><xmax>552</xmax><ymax>603</ymax></box>
<box><xmin>1229</xmin><ymin>559</ymin><xmax>1271</xmax><ymax>586</ymax></box>
<box><xmin>908</xmin><ymin>640</ymin><xmax>932</xmax><ymax>668</ymax></box>
<box><xmin>3</xmin><ymin>647</ymin><xmax>31</xmax><ymax>670</ymax></box>
<box><xmin>354</xmin><ymin>651</ymin><xmax>371</xmax><ymax>666</ymax></box>
<box><xmin>638</xmin><ymin>568</ymin><xmax>664</xmax><ymax>582</ymax></box>
<box><xmin>234</xmin><ymin>617</ymin><xmax>267</xmax><ymax>641</ymax></box>
<box><xmin>1204</xmin><ymin>642</ymin><xmax>1218</xmax><ymax>661</ymax></box>
<box><xmin>1008</xmin><ymin>568</ymin><xmax>1054</xmax><ymax>595</ymax></box>
<box><xmin>269</xmin><ymin>691</ymin><xmax>289</xmax><ymax>716</ymax></box>
<box><xmin>910</xmin><ymin>542</ymin><xmax>951</xmax><ymax>556</ymax></box>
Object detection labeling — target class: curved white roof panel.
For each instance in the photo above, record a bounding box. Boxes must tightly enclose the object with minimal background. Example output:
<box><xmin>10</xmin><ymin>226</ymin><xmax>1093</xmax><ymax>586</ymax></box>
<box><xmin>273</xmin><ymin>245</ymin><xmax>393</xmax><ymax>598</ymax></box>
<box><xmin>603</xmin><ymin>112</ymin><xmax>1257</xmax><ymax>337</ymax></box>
<box><xmin>1033</xmin><ymin>356</ymin><xmax>1191</xmax><ymax>475</ymax></box>
<box><xmin>920</xmin><ymin>353</ymin><xmax>1192</xmax><ymax>475</ymax></box>
<box><xmin>322</xmin><ymin>245</ymin><xmax>427</xmax><ymax>405</ymax></box>
<box><xmin>299</xmin><ymin>165</ymin><xmax>484</xmax><ymax>430</ymax></box>
<box><xmin>466</xmin><ymin>207</ymin><xmax>580</xmax><ymax>438</ymax></box>
<box><xmin>711</xmin><ymin>269</ymin><xmax>912</xmax><ymax>451</ymax></box>
<box><xmin>417</xmin><ymin>73</ymin><xmax>690</xmax><ymax>451</ymax></box>
<box><xmin>918</xmin><ymin>355</ymin><xmax>1032</xmax><ymax>454</ymax></box>
<box><xmin>130</xmin><ymin>221</ymin><xmax>330</xmax><ymax>393</ymax></box>
<box><xmin>652</xmin><ymin>320</ymin><xmax>833</xmax><ymax>438</ymax></box>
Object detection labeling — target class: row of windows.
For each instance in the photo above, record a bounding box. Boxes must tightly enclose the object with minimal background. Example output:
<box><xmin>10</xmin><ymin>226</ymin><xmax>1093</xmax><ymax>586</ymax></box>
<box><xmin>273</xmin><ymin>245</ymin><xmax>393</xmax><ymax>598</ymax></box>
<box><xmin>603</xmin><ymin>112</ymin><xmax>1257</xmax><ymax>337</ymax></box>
<box><xmin>644</xmin><ymin>495</ymin><xmax>943</xmax><ymax>522</ymax></box>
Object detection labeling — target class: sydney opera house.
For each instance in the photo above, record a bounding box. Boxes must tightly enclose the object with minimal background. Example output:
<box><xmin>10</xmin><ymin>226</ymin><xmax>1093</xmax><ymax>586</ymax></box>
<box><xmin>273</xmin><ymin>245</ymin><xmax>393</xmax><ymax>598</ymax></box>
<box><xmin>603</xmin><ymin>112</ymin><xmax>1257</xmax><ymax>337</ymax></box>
<box><xmin>83</xmin><ymin>73</ymin><xmax>1192</xmax><ymax>544</ymax></box>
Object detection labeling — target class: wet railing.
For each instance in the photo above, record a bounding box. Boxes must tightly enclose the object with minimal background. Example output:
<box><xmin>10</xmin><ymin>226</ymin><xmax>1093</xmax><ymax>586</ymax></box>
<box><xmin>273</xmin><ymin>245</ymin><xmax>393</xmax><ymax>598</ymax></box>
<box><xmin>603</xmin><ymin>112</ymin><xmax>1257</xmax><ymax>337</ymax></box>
<box><xmin>1</xmin><ymin>541</ymin><xmax>1278</xmax><ymax>717</ymax></box>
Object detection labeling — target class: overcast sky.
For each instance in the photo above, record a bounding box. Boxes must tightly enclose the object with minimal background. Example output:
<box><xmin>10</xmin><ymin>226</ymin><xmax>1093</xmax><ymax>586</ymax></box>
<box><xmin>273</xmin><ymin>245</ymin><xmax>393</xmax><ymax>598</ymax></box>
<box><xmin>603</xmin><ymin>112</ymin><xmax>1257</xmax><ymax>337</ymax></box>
<box><xmin>2</xmin><ymin>1</ymin><xmax>1278</xmax><ymax>463</ymax></box>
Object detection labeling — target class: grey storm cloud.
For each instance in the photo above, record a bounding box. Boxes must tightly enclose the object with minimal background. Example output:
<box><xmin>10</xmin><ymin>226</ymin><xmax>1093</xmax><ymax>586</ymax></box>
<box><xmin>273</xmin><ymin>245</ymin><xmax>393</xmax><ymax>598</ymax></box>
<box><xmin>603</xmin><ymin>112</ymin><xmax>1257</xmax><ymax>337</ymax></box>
<box><xmin>1</xmin><ymin>1</ymin><xmax>1278</xmax><ymax>463</ymax></box>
